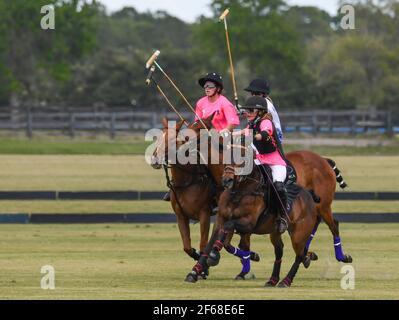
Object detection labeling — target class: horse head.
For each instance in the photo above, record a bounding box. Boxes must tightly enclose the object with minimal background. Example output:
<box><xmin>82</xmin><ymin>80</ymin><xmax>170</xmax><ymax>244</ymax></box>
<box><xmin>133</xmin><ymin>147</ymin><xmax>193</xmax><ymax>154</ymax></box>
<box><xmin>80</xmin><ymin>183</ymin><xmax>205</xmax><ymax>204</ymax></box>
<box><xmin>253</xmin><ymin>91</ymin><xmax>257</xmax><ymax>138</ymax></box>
<box><xmin>151</xmin><ymin>117</ymin><xmax>184</xmax><ymax>169</ymax></box>
<box><xmin>222</xmin><ymin>142</ymin><xmax>257</xmax><ymax>190</ymax></box>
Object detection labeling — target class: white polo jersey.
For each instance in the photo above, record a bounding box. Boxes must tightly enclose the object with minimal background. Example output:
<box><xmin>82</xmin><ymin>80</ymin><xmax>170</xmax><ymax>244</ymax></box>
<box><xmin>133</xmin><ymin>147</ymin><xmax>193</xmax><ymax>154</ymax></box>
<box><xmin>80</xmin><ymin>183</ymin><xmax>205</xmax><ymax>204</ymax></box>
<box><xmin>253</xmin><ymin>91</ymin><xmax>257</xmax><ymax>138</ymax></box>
<box><xmin>265</xmin><ymin>97</ymin><xmax>283</xmax><ymax>143</ymax></box>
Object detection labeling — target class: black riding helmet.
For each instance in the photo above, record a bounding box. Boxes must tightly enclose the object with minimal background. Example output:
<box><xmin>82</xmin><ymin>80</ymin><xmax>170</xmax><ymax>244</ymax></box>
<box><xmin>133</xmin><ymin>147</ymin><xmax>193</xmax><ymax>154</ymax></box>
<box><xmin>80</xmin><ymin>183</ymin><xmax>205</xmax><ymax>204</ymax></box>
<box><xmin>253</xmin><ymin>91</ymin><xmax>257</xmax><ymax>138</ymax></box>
<box><xmin>244</xmin><ymin>78</ymin><xmax>270</xmax><ymax>94</ymax></box>
<box><xmin>198</xmin><ymin>72</ymin><xmax>224</xmax><ymax>89</ymax></box>
<box><xmin>242</xmin><ymin>96</ymin><xmax>268</xmax><ymax>110</ymax></box>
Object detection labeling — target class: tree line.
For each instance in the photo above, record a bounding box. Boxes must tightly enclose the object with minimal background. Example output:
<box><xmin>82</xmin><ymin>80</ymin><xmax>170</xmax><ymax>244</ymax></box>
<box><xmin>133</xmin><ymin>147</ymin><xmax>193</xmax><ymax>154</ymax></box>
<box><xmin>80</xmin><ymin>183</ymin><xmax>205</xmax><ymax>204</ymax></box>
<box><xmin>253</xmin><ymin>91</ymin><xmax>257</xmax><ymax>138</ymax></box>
<box><xmin>0</xmin><ymin>0</ymin><xmax>398</xmax><ymax>121</ymax></box>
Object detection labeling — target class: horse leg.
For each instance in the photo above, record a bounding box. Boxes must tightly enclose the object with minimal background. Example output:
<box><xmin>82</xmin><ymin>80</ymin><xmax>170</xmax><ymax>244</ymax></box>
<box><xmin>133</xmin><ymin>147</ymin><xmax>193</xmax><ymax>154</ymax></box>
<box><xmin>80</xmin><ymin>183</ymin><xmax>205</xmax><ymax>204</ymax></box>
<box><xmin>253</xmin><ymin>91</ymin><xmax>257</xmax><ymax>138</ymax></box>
<box><xmin>277</xmin><ymin>255</ymin><xmax>304</xmax><ymax>288</ymax></box>
<box><xmin>237</xmin><ymin>234</ymin><xmax>258</xmax><ymax>280</ymax></box>
<box><xmin>199</xmin><ymin>209</ymin><xmax>210</xmax><ymax>253</ymax></box>
<box><xmin>223</xmin><ymin>233</ymin><xmax>254</xmax><ymax>280</ymax></box>
<box><xmin>176</xmin><ymin>214</ymin><xmax>199</xmax><ymax>261</ymax></box>
<box><xmin>239</xmin><ymin>234</ymin><xmax>260</xmax><ymax>262</ymax></box>
<box><xmin>265</xmin><ymin>232</ymin><xmax>284</xmax><ymax>287</ymax></box>
<box><xmin>185</xmin><ymin>216</ymin><xmax>223</xmax><ymax>283</ymax></box>
<box><xmin>322</xmin><ymin>208</ymin><xmax>353</xmax><ymax>263</ymax></box>
<box><xmin>278</xmin><ymin>207</ymin><xmax>314</xmax><ymax>288</ymax></box>
<box><xmin>304</xmin><ymin>216</ymin><xmax>321</xmax><ymax>263</ymax></box>
<box><xmin>197</xmin><ymin>209</ymin><xmax>211</xmax><ymax>279</ymax></box>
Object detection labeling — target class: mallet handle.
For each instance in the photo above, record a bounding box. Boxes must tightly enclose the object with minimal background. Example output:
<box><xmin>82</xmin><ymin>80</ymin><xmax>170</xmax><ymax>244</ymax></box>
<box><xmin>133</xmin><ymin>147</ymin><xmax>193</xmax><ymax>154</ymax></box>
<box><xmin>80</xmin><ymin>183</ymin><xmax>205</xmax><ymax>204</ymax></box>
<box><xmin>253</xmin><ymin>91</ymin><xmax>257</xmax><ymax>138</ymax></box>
<box><xmin>145</xmin><ymin>65</ymin><xmax>156</xmax><ymax>85</ymax></box>
<box><xmin>146</xmin><ymin>50</ymin><xmax>160</xmax><ymax>69</ymax></box>
<box><xmin>152</xmin><ymin>78</ymin><xmax>189</xmax><ymax>125</ymax></box>
<box><xmin>154</xmin><ymin>61</ymin><xmax>209</xmax><ymax>132</ymax></box>
<box><xmin>224</xmin><ymin>20</ymin><xmax>239</xmax><ymax>114</ymax></box>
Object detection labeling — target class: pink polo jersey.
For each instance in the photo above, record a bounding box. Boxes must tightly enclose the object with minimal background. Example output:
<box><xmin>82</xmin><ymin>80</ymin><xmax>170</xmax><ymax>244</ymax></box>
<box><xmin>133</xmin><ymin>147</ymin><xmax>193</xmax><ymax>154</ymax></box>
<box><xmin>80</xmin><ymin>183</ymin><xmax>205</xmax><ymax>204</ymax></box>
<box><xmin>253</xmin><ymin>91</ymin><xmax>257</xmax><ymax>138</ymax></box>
<box><xmin>195</xmin><ymin>95</ymin><xmax>240</xmax><ymax>132</ymax></box>
<box><xmin>245</xmin><ymin>119</ymin><xmax>286</xmax><ymax>166</ymax></box>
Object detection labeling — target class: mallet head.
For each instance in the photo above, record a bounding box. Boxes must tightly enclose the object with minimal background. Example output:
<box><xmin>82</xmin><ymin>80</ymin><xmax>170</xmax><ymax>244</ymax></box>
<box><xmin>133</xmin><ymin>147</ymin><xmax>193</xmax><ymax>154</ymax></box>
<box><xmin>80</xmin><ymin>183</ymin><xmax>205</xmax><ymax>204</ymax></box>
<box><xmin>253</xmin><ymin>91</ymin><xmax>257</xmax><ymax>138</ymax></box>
<box><xmin>219</xmin><ymin>8</ymin><xmax>230</xmax><ymax>21</ymax></box>
<box><xmin>146</xmin><ymin>50</ymin><xmax>160</xmax><ymax>69</ymax></box>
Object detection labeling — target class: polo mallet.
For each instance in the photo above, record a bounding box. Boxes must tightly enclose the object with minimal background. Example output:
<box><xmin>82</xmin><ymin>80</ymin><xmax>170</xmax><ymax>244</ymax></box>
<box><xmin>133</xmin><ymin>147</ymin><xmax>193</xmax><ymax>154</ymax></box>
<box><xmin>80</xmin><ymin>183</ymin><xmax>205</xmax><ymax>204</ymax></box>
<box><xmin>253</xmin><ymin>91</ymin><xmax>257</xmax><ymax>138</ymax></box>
<box><xmin>145</xmin><ymin>65</ymin><xmax>189</xmax><ymax>125</ymax></box>
<box><xmin>219</xmin><ymin>9</ymin><xmax>240</xmax><ymax>114</ymax></box>
<box><xmin>146</xmin><ymin>50</ymin><xmax>209</xmax><ymax>132</ymax></box>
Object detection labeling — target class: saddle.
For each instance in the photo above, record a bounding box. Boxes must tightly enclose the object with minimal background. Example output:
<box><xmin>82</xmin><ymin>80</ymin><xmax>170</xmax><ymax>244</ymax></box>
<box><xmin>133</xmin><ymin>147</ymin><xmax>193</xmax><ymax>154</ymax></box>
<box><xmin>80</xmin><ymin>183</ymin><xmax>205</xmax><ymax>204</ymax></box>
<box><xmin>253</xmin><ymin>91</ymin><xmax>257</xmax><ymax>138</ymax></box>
<box><xmin>257</xmin><ymin>164</ymin><xmax>300</xmax><ymax>217</ymax></box>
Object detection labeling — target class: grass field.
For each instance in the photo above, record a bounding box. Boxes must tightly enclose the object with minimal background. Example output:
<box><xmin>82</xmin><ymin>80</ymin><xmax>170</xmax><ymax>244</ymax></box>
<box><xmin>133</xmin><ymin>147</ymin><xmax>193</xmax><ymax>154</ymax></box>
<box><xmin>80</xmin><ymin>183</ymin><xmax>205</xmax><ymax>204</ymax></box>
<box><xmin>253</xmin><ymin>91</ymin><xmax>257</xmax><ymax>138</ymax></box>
<box><xmin>0</xmin><ymin>155</ymin><xmax>398</xmax><ymax>191</ymax></box>
<box><xmin>0</xmin><ymin>135</ymin><xmax>398</xmax><ymax>155</ymax></box>
<box><xmin>0</xmin><ymin>200</ymin><xmax>398</xmax><ymax>214</ymax></box>
<box><xmin>0</xmin><ymin>138</ymin><xmax>397</xmax><ymax>300</ymax></box>
<box><xmin>0</xmin><ymin>223</ymin><xmax>398</xmax><ymax>300</ymax></box>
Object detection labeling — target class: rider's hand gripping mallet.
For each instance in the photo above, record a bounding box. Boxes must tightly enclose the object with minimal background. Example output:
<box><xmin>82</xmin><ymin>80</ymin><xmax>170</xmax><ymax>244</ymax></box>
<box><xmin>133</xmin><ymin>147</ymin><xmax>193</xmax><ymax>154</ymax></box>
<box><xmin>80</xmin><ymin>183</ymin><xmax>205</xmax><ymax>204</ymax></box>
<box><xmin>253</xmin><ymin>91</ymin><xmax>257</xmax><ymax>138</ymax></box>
<box><xmin>219</xmin><ymin>9</ymin><xmax>240</xmax><ymax>114</ymax></box>
<box><xmin>146</xmin><ymin>50</ymin><xmax>209</xmax><ymax>131</ymax></box>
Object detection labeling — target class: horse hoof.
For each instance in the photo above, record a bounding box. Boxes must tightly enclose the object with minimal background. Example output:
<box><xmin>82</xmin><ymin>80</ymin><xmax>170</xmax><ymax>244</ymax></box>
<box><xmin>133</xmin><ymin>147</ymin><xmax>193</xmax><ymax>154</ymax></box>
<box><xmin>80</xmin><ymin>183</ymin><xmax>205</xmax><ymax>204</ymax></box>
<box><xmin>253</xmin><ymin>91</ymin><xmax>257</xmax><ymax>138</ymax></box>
<box><xmin>303</xmin><ymin>255</ymin><xmax>311</xmax><ymax>269</ymax></box>
<box><xmin>277</xmin><ymin>278</ymin><xmax>292</xmax><ymax>288</ymax></box>
<box><xmin>185</xmin><ymin>272</ymin><xmax>198</xmax><ymax>283</ymax></box>
<box><xmin>265</xmin><ymin>277</ymin><xmax>279</xmax><ymax>287</ymax></box>
<box><xmin>250</xmin><ymin>252</ymin><xmax>260</xmax><ymax>262</ymax></box>
<box><xmin>235</xmin><ymin>273</ymin><xmax>255</xmax><ymax>280</ymax></box>
<box><xmin>207</xmin><ymin>250</ymin><xmax>220</xmax><ymax>267</ymax></box>
<box><xmin>343</xmin><ymin>255</ymin><xmax>353</xmax><ymax>263</ymax></box>
<box><xmin>308</xmin><ymin>252</ymin><xmax>318</xmax><ymax>261</ymax></box>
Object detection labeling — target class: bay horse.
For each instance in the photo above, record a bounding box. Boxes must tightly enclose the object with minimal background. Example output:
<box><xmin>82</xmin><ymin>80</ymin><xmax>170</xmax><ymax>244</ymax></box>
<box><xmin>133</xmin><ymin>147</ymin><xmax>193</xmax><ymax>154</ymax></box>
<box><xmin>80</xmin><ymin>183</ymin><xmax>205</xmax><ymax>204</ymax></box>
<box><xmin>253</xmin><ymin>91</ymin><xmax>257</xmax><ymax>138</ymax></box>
<box><xmin>184</xmin><ymin>117</ymin><xmax>352</xmax><ymax>283</ymax></box>
<box><xmin>233</xmin><ymin>150</ymin><xmax>353</xmax><ymax>281</ymax></box>
<box><xmin>151</xmin><ymin>118</ymin><xmax>213</xmax><ymax>268</ymax></box>
<box><xmin>185</xmin><ymin>144</ymin><xmax>320</xmax><ymax>287</ymax></box>
<box><xmin>150</xmin><ymin>118</ymin><xmax>259</xmax><ymax>278</ymax></box>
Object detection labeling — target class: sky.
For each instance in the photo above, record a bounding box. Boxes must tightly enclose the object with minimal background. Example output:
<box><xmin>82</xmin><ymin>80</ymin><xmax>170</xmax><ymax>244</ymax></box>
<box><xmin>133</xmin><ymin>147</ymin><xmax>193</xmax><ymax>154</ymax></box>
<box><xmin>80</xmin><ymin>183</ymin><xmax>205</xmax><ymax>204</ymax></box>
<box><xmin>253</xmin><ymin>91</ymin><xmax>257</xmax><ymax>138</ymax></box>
<box><xmin>99</xmin><ymin>0</ymin><xmax>341</xmax><ymax>23</ymax></box>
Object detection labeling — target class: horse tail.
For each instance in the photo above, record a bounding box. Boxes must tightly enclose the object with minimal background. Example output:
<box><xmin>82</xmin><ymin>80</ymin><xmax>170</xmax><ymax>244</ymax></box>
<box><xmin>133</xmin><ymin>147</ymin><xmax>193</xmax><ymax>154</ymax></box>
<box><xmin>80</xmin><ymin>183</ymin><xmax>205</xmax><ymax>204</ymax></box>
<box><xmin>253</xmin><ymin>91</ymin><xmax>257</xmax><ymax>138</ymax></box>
<box><xmin>308</xmin><ymin>189</ymin><xmax>321</xmax><ymax>203</ymax></box>
<box><xmin>325</xmin><ymin>158</ymin><xmax>348</xmax><ymax>189</ymax></box>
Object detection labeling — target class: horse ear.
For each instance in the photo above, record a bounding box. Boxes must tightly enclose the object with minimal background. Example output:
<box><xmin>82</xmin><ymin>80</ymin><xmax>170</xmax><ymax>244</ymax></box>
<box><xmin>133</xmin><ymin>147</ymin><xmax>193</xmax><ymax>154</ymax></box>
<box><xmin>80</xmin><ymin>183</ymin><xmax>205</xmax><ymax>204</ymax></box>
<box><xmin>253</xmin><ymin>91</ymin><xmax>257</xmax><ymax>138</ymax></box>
<box><xmin>162</xmin><ymin>117</ymin><xmax>168</xmax><ymax>128</ymax></box>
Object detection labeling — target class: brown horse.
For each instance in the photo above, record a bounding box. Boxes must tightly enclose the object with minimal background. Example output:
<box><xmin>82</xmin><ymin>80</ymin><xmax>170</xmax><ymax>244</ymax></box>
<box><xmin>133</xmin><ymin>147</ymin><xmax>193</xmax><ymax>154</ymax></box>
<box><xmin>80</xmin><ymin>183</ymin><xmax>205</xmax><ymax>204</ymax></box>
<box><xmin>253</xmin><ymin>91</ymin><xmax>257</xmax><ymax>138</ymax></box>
<box><xmin>150</xmin><ymin>118</ymin><xmax>259</xmax><ymax>278</ymax></box>
<box><xmin>286</xmin><ymin>151</ymin><xmax>352</xmax><ymax>263</ymax></box>
<box><xmin>234</xmin><ymin>150</ymin><xmax>353</xmax><ymax>281</ymax></box>
<box><xmin>184</xmin><ymin>118</ymin><xmax>352</xmax><ymax>280</ymax></box>
<box><xmin>151</xmin><ymin>118</ymin><xmax>213</xmax><ymax>268</ymax></box>
<box><xmin>185</xmin><ymin>145</ymin><xmax>320</xmax><ymax>287</ymax></box>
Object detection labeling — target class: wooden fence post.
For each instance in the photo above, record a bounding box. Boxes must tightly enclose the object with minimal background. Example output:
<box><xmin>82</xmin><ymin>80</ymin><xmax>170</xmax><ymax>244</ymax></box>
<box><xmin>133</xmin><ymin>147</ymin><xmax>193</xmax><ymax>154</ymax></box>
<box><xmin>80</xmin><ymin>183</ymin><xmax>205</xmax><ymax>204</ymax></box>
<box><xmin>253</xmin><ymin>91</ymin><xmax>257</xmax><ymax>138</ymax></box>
<box><xmin>26</xmin><ymin>107</ymin><xmax>33</xmax><ymax>139</ymax></box>
<box><xmin>110</xmin><ymin>113</ymin><xmax>116</xmax><ymax>139</ymax></box>
<box><xmin>386</xmin><ymin>111</ymin><xmax>393</xmax><ymax>137</ymax></box>
<box><xmin>69</xmin><ymin>112</ymin><xmax>75</xmax><ymax>138</ymax></box>
<box><xmin>350</xmin><ymin>114</ymin><xmax>356</xmax><ymax>135</ymax></box>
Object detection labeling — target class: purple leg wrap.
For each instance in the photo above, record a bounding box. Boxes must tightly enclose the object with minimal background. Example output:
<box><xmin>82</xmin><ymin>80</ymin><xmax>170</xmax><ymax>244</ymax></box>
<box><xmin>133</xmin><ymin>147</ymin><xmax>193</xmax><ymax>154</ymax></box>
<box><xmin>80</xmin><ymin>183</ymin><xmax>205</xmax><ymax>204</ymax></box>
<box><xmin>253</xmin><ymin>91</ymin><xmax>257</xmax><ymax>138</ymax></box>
<box><xmin>334</xmin><ymin>236</ymin><xmax>346</xmax><ymax>261</ymax></box>
<box><xmin>241</xmin><ymin>256</ymin><xmax>251</xmax><ymax>273</ymax></box>
<box><xmin>305</xmin><ymin>224</ymin><xmax>319</xmax><ymax>251</ymax></box>
<box><xmin>226</xmin><ymin>245</ymin><xmax>250</xmax><ymax>259</ymax></box>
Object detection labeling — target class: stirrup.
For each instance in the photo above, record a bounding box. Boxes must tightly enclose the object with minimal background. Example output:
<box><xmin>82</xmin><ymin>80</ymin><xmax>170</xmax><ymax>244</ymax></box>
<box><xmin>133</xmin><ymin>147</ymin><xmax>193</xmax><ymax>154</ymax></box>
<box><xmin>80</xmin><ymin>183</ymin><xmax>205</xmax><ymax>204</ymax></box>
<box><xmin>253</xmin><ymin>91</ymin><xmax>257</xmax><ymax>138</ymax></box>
<box><xmin>163</xmin><ymin>191</ymin><xmax>171</xmax><ymax>201</ymax></box>
<box><xmin>276</xmin><ymin>217</ymin><xmax>288</xmax><ymax>234</ymax></box>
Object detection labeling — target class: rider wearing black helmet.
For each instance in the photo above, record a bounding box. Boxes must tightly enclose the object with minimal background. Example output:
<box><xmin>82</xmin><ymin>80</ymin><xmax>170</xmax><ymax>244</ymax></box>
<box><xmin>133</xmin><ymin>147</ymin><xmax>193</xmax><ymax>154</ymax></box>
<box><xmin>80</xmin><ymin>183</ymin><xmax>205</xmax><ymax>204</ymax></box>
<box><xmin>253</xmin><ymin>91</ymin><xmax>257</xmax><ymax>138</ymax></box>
<box><xmin>244</xmin><ymin>78</ymin><xmax>283</xmax><ymax>144</ymax></box>
<box><xmin>240</xmin><ymin>96</ymin><xmax>288</xmax><ymax>233</ymax></box>
<box><xmin>163</xmin><ymin>72</ymin><xmax>239</xmax><ymax>202</ymax></box>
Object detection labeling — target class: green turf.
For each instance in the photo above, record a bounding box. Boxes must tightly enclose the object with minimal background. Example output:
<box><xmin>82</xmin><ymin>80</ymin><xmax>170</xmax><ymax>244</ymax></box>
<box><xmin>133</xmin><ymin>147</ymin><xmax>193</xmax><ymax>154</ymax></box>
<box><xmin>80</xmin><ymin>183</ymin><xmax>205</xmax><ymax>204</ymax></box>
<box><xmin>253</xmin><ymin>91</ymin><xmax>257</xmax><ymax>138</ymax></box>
<box><xmin>0</xmin><ymin>136</ymin><xmax>151</xmax><ymax>155</ymax></box>
<box><xmin>0</xmin><ymin>223</ymin><xmax>398</xmax><ymax>299</ymax></box>
<box><xmin>0</xmin><ymin>200</ymin><xmax>397</xmax><ymax>214</ymax></box>
<box><xmin>0</xmin><ymin>135</ymin><xmax>398</xmax><ymax>155</ymax></box>
<box><xmin>0</xmin><ymin>200</ymin><xmax>172</xmax><ymax>214</ymax></box>
<box><xmin>0</xmin><ymin>155</ymin><xmax>398</xmax><ymax>192</ymax></box>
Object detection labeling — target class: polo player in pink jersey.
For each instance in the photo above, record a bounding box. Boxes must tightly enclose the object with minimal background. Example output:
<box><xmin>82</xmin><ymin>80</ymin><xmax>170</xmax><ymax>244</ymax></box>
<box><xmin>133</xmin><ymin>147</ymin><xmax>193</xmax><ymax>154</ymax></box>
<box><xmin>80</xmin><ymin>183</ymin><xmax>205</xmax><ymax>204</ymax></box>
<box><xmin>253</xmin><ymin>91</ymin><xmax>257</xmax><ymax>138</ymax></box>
<box><xmin>241</xmin><ymin>96</ymin><xmax>289</xmax><ymax>234</ymax></box>
<box><xmin>195</xmin><ymin>72</ymin><xmax>240</xmax><ymax>135</ymax></box>
<box><xmin>162</xmin><ymin>72</ymin><xmax>239</xmax><ymax>202</ymax></box>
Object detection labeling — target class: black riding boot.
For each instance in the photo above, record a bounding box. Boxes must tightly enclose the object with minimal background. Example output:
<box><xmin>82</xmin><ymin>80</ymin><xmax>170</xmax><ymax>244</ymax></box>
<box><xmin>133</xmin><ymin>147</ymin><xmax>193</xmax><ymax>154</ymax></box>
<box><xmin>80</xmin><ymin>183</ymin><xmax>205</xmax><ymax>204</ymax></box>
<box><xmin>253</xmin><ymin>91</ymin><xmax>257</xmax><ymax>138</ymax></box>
<box><xmin>163</xmin><ymin>190</ymin><xmax>171</xmax><ymax>201</ymax></box>
<box><xmin>274</xmin><ymin>182</ymin><xmax>288</xmax><ymax>234</ymax></box>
